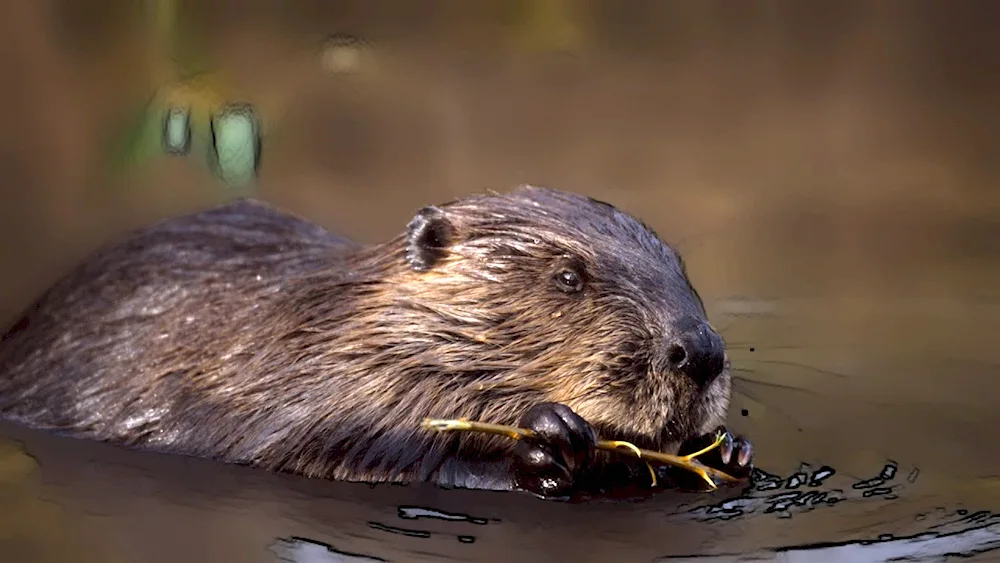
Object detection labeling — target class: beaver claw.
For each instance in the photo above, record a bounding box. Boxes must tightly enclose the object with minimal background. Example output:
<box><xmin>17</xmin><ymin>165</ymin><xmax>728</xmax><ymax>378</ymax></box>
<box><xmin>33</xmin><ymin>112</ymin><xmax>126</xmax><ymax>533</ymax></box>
<box><xmin>676</xmin><ymin>425</ymin><xmax>754</xmax><ymax>486</ymax></box>
<box><xmin>512</xmin><ymin>402</ymin><xmax>598</xmax><ymax>499</ymax></box>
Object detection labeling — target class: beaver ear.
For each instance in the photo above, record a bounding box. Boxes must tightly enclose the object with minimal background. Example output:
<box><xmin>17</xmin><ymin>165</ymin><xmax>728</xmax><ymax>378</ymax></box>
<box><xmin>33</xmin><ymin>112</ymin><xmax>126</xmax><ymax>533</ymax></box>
<box><xmin>405</xmin><ymin>206</ymin><xmax>453</xmax><ymax>271</ymax></box>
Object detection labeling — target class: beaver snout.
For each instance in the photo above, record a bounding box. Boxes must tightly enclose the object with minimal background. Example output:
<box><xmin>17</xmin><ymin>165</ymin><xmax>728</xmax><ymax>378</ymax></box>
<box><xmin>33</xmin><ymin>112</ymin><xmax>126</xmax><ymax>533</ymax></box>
<box><xmin>663</xmin><ymin>317</ymin><xmax>727</xmax><ymax>386</ymax></box>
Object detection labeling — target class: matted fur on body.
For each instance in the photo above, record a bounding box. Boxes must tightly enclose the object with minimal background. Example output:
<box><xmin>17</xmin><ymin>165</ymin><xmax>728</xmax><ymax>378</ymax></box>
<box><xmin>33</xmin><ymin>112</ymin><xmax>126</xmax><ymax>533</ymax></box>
<box><xmin>0</xmin><ymin>186</ymin><xmax>734</xmax><ymax>493</ymax></box>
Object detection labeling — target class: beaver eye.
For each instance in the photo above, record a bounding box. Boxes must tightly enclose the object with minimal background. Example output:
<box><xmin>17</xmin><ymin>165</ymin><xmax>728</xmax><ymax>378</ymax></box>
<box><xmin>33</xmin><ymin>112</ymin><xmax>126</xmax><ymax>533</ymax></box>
<box><xmin>553</xmin><ymin>267</ymin><xmax>584</xmax><ymax>293</ymax></box>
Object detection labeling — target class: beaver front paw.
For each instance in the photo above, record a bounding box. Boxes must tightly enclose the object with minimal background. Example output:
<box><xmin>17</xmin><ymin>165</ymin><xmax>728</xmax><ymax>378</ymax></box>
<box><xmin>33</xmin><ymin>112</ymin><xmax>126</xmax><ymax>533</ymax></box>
<box><xmin>512</xmin><ymin>402</ymin><xmax>598</xmax><ymax>499</ymax></box>
<box><xmin>673</xmin><ymin>426</ymin><xmax>753</xmax><ymax>489</ymax></box>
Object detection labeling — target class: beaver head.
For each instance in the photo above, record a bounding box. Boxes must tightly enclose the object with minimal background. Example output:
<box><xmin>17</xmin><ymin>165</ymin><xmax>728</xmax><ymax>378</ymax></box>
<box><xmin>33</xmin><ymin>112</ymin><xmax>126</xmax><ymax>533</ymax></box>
<box><xmin>307</xmin><ymin>185</ymin><xmax>730</xmax><ymax>456</ymax></box>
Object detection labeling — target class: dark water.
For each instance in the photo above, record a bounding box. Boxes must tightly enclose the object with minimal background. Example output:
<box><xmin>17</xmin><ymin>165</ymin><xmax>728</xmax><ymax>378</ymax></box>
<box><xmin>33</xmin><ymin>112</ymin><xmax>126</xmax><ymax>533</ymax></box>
<box><xmin>0</xmin><ymin>2</ymin><xmax>999</xmax><ymax>561</ymax></box>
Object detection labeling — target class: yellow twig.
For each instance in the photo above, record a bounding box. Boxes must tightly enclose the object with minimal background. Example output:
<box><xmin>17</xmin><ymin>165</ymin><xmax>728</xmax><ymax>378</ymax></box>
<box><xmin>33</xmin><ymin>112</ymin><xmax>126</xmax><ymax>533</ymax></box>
<box><xmin>421</xmin><ymin>417</ymin><xmax>740</xmax><ymax>490</ymax></box>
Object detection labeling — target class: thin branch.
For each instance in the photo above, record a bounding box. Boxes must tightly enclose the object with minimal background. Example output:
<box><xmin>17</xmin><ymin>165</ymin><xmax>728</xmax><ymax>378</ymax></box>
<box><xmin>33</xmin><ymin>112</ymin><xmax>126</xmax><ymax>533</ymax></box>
<box><xmin>421</xmin><ymin>417</ymin><xmax>740</xmax><ymax>490</ymax></box>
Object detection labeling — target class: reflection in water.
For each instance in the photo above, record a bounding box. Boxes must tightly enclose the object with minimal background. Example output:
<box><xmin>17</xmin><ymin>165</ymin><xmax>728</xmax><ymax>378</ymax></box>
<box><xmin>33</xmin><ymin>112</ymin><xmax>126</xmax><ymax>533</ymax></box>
<box><xmin>395</xmin><ymin>506</ymin><xmax>491</xmax><ymax>526</ymax></box>
<box><xmin>271</xmin><ymin>538</ymin><xmax>385</xmax><ymax>563</ymax></box>
<box><xmin>1</xmin><ymin>398</ymin><xmax>998</xmax><ymax>562</ymax></box>
<box><xmin>278</xmin><ymin>520</ymin><xmax>1000</xmax><ymax>563</ymax></box>
<box><xmin>691</xmin><ymin>463</ymin><xmax>903</xmax><ymax>522</ymax></box>
<box><xmin>265</xmin><ymin>459</ymin><xmax>1000</xmax><ymax>562</ymax></box>
<box><xmin>657</xmin><ymin>518</ymin><xmax>1000</xmax><ymax>562</ymax></box>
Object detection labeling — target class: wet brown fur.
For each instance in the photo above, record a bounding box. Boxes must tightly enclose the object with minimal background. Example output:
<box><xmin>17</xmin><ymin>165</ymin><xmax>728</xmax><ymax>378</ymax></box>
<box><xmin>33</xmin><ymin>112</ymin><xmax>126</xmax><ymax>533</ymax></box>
<box><xmin>0</xmin><ymin>186</ymin><xmax>731</xmax><ymax>491</ymax></box>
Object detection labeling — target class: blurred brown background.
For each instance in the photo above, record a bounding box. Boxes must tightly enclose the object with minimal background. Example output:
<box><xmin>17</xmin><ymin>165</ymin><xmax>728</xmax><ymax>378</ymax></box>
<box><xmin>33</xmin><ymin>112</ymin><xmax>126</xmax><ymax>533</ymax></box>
<box><xmin>3</xmin><ymin>1</ymin><xmax>1000</xmax><ymax>296</ymax></box>
<box><xmin>0</xmin><ymin>0</ymin><xmax>998</xmax><ymax>510</ymax></box>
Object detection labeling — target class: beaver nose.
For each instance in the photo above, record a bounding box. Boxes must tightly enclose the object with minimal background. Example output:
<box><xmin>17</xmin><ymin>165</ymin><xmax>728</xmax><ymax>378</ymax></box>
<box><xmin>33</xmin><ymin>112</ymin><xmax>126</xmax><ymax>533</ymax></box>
<box><xmin>664</xmin><ymin>319</ymin><xmax>726</xmax><ymax>385</ymax></box>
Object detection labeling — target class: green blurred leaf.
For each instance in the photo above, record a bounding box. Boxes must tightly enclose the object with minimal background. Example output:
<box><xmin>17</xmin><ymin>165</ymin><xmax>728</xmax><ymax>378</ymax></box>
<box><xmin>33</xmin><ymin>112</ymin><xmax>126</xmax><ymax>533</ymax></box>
<box><xmin>163</xmin><ymin>107</ymin><xmax>192</xmax><ymax>155</ymax></box>
<box><xmin>102</xmin><ymin>1</ymin><xmax>255</xmax><ymax>197</ymax></box>
<box><xmin>209</xmin><ymin>104</ymin><xmax>260</xmax><ymax>194</ymax></box>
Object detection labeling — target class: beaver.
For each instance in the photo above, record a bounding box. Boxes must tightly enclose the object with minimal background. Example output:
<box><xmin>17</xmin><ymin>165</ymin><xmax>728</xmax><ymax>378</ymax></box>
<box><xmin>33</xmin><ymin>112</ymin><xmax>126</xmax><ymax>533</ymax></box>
<box><xmin>0</xmin><ymin>185</ymin><xmax>752</xmax><ymax>499</ymax></box>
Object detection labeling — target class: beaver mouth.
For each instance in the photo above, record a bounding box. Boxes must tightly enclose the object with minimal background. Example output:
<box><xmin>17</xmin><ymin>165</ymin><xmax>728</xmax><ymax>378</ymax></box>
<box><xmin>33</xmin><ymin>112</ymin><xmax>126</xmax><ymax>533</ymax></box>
<box><xmin>611</xmin><ymin>363</ymin><xmax>729</xmax><ymax>452</ymax></box>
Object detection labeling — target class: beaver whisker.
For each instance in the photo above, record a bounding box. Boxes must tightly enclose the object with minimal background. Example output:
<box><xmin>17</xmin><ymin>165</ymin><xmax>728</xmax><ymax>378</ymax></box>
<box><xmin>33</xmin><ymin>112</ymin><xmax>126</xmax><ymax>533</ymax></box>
<box><xmin>748</xmin><ymin>359</ymin><xmax>850</xmax><ymax>379</ymax></box>
<box><xmin>731</xmin><ymin>374</ymin><xmax>819</xmax><ymax>395</ymax></box>
<box><xmin>724</xmin><ymin>341</ymin><xmax>804</xmax><ymax>351</ymax></box>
